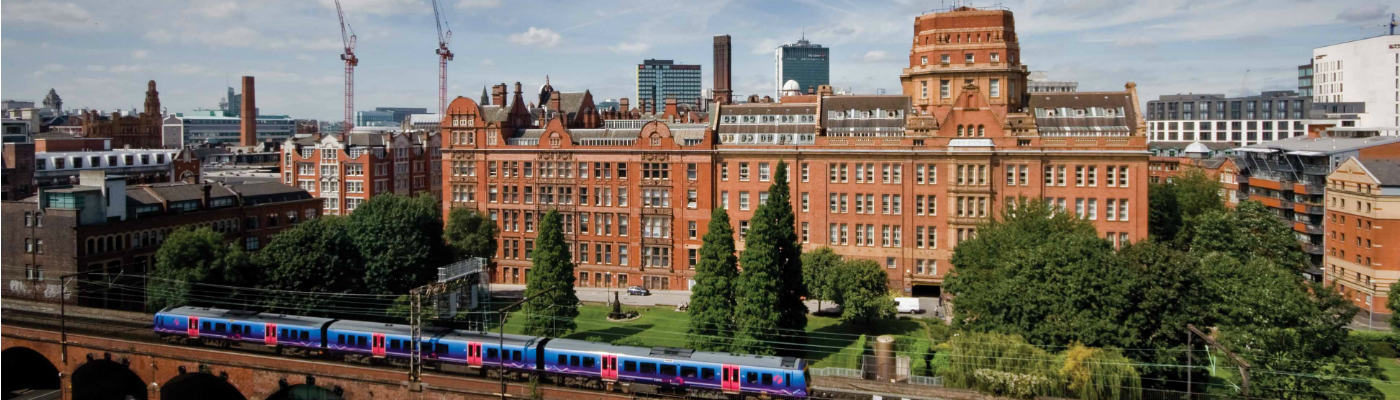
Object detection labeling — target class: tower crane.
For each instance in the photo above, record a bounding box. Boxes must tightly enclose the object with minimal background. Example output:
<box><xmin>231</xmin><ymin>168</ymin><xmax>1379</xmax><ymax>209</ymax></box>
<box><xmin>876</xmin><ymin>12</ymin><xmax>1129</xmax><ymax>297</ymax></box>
<box><xmin>433</xmin><ymin>0</ymin><xmax>453</xmax><ymax>117</ymax></box>
<box><xmin>336</xmin><ymin>0</ymin><xmax>358</xmax><ymax>133</ymax></box>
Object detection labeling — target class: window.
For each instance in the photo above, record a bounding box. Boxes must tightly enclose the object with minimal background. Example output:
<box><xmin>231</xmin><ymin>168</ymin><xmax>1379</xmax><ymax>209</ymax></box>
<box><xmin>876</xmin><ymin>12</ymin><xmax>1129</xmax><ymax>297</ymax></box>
<box><xmin>940</xmin><ymin>80</ymin><xmax>951</xmax><ymax>98</ymax></box>
<box><xmin>739</xmin><ymin>192</ymin><xmax>750</xmax><ymax>210</ymax></box>
<box><xmin>759</xmin><ymin>162</ymin><xmax>771</xmax><ymax>181</ymax></box>
<box><xmin>990</xmin><ymin>78</ymin><xmax>1000</xmax><ymax>97</ymax></box>
<box><xmin>964</xmin><ymin>53</ymin><xmax>974</xmax><ymax>63</ymax></box>
<box><xmin>940</xmin><ymin>54</ymin><xmax>950</xmax><ymax>64</ymax></box>
<box><xmin>739</xmin><ymin>162</ymin><xmax>750</xmax><ymax>181</ymax></box>
<box><xmin>990</xmin><ymin>52</ymin><xmax>1000</xmax><ymax>62</ymax></box>
<box><xmin>688</xmin><ymin>221</ymin><xmax>698</xmax><ymax>238</ymax></box>
<box><xmin>801</xmin><ymin>192</ymin><xmax>810</xmax><ymax>212</ymax></box>
<box><xmin>920</xmin><ymin>55</ymin><xmax>928</xmax><ymax>65</ymax></box>
<box><xmin>686</xmin><ymin>163</ymin><xmax>697</xmax><ymax>180</ymax></box>
<box><xmin>921</xmin><ymin>81</ymin><xmax>928</xmax><ymax>98</ymax></box>
<box><xmin>801</xmin><ymin>163</ymin><xmax>810</xmax><ymax>182</ymax></box>
<box><xmin>687</xmin><ymin>189</ymin><xmax>698</xmax><ymax>209</ymax></box>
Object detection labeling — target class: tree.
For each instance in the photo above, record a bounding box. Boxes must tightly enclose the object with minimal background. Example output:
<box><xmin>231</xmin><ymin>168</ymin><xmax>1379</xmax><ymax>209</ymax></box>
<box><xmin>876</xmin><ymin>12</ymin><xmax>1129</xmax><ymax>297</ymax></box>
<box><xmin>944</xmin><ymin>199</ymin><xmax>1137</xmax><ymax>349</ymax></box>
<box><xmin>734</xmin><ymin>161</ymin><xmax>806</xmax><ymax>356</ymax></box>
<box><xmin>801</xmin><ymin>247</ymin><xmax>843</xmax><ymax>313</ymax></box>
<box><xmin>148</xmin><ymin>227</ymin><xmax>254</xmax><ymax>311</ymax></box>
<box><xmin>521</xmin><ymin>210</ymin><xmax>580</xmax><ymax>337</ymax></box>
<box><xmin>837</xmin><ymin>259</ymin><xmax>895</xmax><ymax>324</ymax></box>
<box><xmin>346</xmin><ymin>194</ymin><xmax>450</xmax><ymax>294</ymax></box>
<box><xmin>1390</xmin><ymin>294</ymin><xmax>1400</xmax><ymax>332</ymax></box>
<box><xmin>1188</xmin><ymin>201</ymin><xmax>1309</xmax><ymax>273</ymax></box>
<box><xmin>1173</xmin><ymin>169</ymin><xmax>1223</xmax><ymax>223</ymax></box>
<box><xmin>688</xmin><ymin>208</ymin><xmax>739</xmax><ymax>351</ymax></box>
<box><xmin>1116</xmin><ymin>240</ymin><xmax>1212</xmax><ymax>394</ymax></box>
<box><xmin>255</xmin><ymin>216</ymin><xmax>365</xmax><ymax>316</ymax></box>
<box><xmin>1147</xmin><ymin>182</ymin><xmax>1181</xmax><ymax>241</ymax></box>
<box><xmin>444</xmin><ymin>207</ymin><xmax>498</xmax><ymax>260</ymax></box>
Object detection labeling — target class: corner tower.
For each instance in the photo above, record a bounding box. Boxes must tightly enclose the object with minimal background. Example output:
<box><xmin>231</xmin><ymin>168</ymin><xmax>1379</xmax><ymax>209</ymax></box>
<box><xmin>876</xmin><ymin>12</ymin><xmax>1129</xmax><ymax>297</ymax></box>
<box><xmin>899</xmin><ymin>6</ymin><xmax>1028</xmax><ymax>120</ymax></box>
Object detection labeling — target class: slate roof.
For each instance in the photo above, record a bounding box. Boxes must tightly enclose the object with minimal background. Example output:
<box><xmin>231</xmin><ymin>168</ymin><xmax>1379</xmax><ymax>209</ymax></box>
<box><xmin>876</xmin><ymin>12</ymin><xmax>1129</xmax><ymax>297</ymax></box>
<box><xmin>1029</xmin><ymin>91</ymin><xmax>1137</xmax><ymax>135</ymax></box>
<box><xmin>1359</xmin><ymin>158</ymin><xmax>1400</xmax><ymax>186</ymax></box>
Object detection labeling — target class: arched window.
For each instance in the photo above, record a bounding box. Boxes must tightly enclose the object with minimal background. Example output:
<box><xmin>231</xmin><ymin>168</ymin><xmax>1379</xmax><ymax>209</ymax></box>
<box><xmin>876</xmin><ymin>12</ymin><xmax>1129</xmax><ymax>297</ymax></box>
<box><xmin>956</xmin><ymin>125</ymin><xmax>964</xmax><ymax>137</ymax></box>
<box><xmin>977</xmin><ymin>125</ymin><xmax>986</xmax><ymax>137</ymax></box>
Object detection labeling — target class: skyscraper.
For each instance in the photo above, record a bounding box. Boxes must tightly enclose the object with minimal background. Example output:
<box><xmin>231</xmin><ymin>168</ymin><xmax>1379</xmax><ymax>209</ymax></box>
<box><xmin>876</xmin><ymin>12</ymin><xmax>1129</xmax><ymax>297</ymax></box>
<box><xmin>636</xmin><ymin>59</ymin><xmax>702</xmax><ymax>113</ymax></box>
<box><xmin>774</xmin><ymin>37</ymin><xmax>829</xmax><ymax>97</ymax></box>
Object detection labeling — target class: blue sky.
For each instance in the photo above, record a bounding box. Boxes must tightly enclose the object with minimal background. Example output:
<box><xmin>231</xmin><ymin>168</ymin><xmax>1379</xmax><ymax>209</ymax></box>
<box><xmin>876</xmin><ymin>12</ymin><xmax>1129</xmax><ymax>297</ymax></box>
<box><xmin>2</xmin><ymin>0</ymin><xmax>1394</xmax><ymax>121</ymax></box>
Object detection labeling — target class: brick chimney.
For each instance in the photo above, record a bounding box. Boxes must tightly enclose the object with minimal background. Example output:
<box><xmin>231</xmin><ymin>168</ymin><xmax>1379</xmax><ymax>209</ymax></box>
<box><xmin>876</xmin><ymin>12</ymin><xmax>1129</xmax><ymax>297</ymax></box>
<box><xmin>664</xmin><ymin>98</ymin><xmax>678</xmax><ymax>119</ymax></box>
<box><xmin>491</xmin><ymin>83</ymin><xmax>507</xmax><ymax>106</ymax></box>
<box><xmin>239</xmin><ymin>76</ymin><xmax>257</xmax><ymax>146</ymax></box>
<box><xmin>713</xmin><ymin>35</ymin><xmax>733</xmax><ymax>105</ymax></box>
<box><xmin>549</xmin><ymin>92</ymin><xmax>562</xmax><ymax>113</ymax></box>
<box><xmin>620</xmin><ymin>98</ymin><xmax>630</xmax><ymax>113</ymax></box>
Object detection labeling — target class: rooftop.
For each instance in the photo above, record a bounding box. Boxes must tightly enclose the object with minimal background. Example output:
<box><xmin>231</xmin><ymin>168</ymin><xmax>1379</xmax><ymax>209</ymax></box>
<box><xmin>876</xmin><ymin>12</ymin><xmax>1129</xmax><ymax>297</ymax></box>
<box><xmin>1358</xmin><ymin>158</ymin><xmax>1400</xmax><ymax>186</ymax></box>
<box><xmin>1237</xmin><ymin>135</ymin><xmax>1400</xmax><ymax>155</ymax></box>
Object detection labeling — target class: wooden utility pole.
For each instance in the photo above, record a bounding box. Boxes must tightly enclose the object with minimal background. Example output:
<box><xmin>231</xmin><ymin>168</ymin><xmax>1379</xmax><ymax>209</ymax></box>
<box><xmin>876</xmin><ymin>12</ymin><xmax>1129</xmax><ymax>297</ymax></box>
<box><xmin>1187</xmin><ymin>324</ymin><xmax>1250</xmax><ymax>398</ymax></box>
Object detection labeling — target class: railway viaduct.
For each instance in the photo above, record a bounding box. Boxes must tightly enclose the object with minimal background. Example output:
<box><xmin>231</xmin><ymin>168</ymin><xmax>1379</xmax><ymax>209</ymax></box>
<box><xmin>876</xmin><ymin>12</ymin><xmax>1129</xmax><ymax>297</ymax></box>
<box><xmin>0</xmin><ymin>303</ymin><xmax>632</xmax><ymax>400</ymax></box>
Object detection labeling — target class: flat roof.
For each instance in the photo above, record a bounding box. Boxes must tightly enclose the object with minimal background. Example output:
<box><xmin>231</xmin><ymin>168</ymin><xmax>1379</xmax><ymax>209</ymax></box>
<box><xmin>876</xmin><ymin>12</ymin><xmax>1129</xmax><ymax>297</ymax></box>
<box><xmin>1239</xmin><ymin>135</ymin><xmax>1400</xmax><ymax>155</ymax></box>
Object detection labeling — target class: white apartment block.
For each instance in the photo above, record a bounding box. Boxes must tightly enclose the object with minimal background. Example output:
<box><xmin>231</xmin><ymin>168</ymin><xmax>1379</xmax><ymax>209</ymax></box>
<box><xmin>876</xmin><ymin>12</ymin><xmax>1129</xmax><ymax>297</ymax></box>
<box><xmin>1312</xmin><ymin>34</ymin><xmax>1400</xmax><ymax>133</ymax></box>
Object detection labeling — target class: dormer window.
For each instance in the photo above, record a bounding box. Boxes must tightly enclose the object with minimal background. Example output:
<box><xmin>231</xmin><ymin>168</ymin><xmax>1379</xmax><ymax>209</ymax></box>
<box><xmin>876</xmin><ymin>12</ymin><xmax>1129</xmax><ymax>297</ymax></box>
<box><xmin>549</xmin><ymin>135</ymin><xmax>561</xmax><ymax>147</ymax></box>
<box><xmin>650</xmin><ymin>135</ymin><xmax>661</xmax><ymax>146</ymax></box>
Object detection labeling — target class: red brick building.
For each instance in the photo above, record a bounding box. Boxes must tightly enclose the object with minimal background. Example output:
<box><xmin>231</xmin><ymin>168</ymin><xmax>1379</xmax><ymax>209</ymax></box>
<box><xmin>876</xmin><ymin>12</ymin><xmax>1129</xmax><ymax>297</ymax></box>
<box><xmin>1325</xmin><ymin>156</ymin><xmax>1400</xmax><ymax>316</ymax></box>
<box><xmin>440</xmin><ymin>6</ymin><xmax>1149</xmax><ymax>294</ymax></box>
<box><xmin>279</xmin><ymin>129</ymin><xmax>441</xmax><ymax>216</ymax></box>
<box><xmin>2</xmin><ymin>171</ymin><xmax>320</xmax><ymax>310</ymax></box>
<box><xmin>79</xmin><ymin>81</ymin><xmax>164</xmax><ymax>149</ymax></box>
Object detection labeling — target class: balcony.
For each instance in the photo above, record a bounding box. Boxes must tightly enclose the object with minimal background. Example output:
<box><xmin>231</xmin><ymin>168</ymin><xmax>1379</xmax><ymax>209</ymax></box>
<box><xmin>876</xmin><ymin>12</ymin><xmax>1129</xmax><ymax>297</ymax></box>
<box><xmin>1300</xmin><ymin>242</ymin><xmax>1324</xmax><ymax>255</ymax></box>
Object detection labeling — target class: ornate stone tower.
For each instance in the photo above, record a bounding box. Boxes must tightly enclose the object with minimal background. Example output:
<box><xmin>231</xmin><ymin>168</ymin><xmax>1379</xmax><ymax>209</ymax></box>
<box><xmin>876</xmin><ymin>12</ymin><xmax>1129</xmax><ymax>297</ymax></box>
<box><xmin>42</xmin><ymin>89</ymin><xmax>62</xmax><ymax>113</ymax></box>
<box><xmin>143</xmin><ymin>80</ymin><xmax>161</xmax><ymax>120</ymax></box>
<box><xmin>899</xmin><ymin>6</ymin><xmax>1029</xmax><ymax>118</ymax></box>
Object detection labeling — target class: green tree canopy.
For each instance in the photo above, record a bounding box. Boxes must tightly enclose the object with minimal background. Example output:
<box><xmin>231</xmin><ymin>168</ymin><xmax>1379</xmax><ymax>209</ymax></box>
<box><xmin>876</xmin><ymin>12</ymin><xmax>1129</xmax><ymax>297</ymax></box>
<box><xmin>945</xmin><ymin>199</ymin><xmax>1137</xmax><ymax>348</ymax></box>
<box><xmin>734</xmin><ymin>161</ymin><xmax>806</xmax><ymax>356</ymax></box>
<box><xmin>688</xmin><ymin>208</ymin><xmax>739</xmax><ymax>351</ymax></box>
<box><xmin>346</xmin><ymin>194</ymin><xmax>449</xmax><ymax>294</ymax></box>
<box><xmin>801</xmin><ymin>247</ymin><xmax>843</xmax><ymax>313</ymax></box>
<box><xmin>1173</xmin><ymin>169</ymin><xmax>1224</xmax><ymax>222</ymax></box>
<box><xmin>521</xmin><ymin>210</ymin><xmax>580</xmax><ymax>337</ymax></box>
<box><xmin>444</xmin><ymin>207</ymin><xmax>498</xmax><ymax>260</ymax></box>
<box><xmin>1147</xmin><ymin>182</ymin><xmax>1181</xmax><ymax>241</ymax></box>
<box><xmin>148</xmin><ymin>227</ymin><xmax>254</xmax><ymax>311</ymax></box>
<box><xmin>1188</xmin><ymin>201</ymin><xmax>1309</xmax><ymax>273</ymax></box>
<box><xmin>255</xmin><ymin>216</ymin><xmax>365</xmax><ymax>316</ymax></box>
<box><xmin>836</xmin><ymin>259</ymin><xmax>895</xmax><ymax>324</ymax></box>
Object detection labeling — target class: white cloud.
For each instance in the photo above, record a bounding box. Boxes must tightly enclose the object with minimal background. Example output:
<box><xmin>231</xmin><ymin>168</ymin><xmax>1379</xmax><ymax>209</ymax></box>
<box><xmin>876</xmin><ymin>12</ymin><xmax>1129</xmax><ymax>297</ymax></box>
<box><xmin>143</xmin><ymin>26</ymin><xmax>341</xmax><ymax>51</ymax></box>
<box><xmin>131</xmin><ymin>50</ymin><xmax>149</xmax><ymax>59</ymax></box>
<box><xmin>862</xmin><ymin>50</ymin><xmax>890</xmax><ymax>62</ymax></box>
<box><xmin>457</xmin><ymin>0</ymin><xmax>500</xmax><ymax>9</ymax></box>
<box><xmin>3</xmin><ymin>1</ymin><xmax>103</xmax><ymax>31</ymax></box>
<box><xmin>32</xmin><ymin>64</ymin><xmax>68</xmax><ymax>77</ymax></box>
<box><xmin>508</xmin><ymin>27</ymin><xmax>561</xmax><ymax>47</ymax></box>
<box><xmin>192</xmin><ymin>1</ymin><xmax>241</xmax><ymax>19</ymax></box>
<box><xmin>608</xmin><ymin>42</ymin><xmax>651</xmax><ymax>54</ymax></box>
<box><xmin>320</xmin><ymin>0</ymin><xmax>429</xmax><ymax>16</ymax></box>
<box><xmin>1336</xmin><ymin>4</ymin><xmax>1389</xmax><ymax>22</ymax></box>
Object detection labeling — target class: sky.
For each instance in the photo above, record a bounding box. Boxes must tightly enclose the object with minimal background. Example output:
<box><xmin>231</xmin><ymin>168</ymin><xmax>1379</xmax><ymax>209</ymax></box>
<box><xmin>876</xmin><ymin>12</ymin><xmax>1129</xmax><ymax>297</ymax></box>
<box><xmin>1</xmin><ymin>0</ymin><xmax>1395</xmax><ymax>121</ymax></box>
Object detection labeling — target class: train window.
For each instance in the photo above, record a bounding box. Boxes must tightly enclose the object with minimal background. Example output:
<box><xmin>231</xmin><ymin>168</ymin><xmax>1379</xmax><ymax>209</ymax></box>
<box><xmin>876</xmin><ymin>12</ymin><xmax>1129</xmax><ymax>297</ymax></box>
<box><xmin>280</xmin><ymin>329</ymin><xmax>288</xmax><ymax>339</ymax></box>
<box><xmin>623</xmin><ymin>360</ymin><xmax>637</xmax><ymax>372</ymax></box>
<box><xmin>583</xmin><ymin>357</ymin><xmax>595</xmax><ymax>368</ymax></box>
<box><xmin>746</xmin><ymin>372</ymin><xmax>759</xmax><ymax>384</ymax></box>
<box><xmin>681</xmin><ymin>366</ymin><xmax>698</xmax><ymax>379</ymax></box>
<box><xmin>640</xmin><ymin>362</ymin><xmax>657</xmax><ymax>374</ymax></box>
<box><xmin>435</xmin><ymin>343</ymin><xmax>448</xmax><ymax>354</ymax></box>
<box><xmin>337</xmin><ymin>334</ymin><xmax>345</xmax><ymax>345</ymax></box>
<box><xmin>660</xmin><ymin>364</ymin><xmax>677</xmax><ymax>377</ymax></box>
<box><xmin>512</xmin><ymin>350</ymin><xmax>522</xmax><ymax>361</ymax></box>
<box><xmin>232</xmin><ymin>325</ymin><xmax>242</xmax><ymax>335</ymax></box>
<box><xmin>570</xmin><ymin>356</ymin><xmax>580</xmax><ymax>366</ymax></box>
<box><xmin>202</xmin><ymin>322</ymin><xmax>211</xmax><ymax>331</ymax></box>
<box><xmin>701</xmin><ymin>368</ymin><xmax>715</xmax><ymax>380</ymax></box>
<box><xmin>558</xmin><ymin>355</ymin><xmax>568</xmax><ymax>365</ymax></box>
<box><xmin>487</xmin><ymin>348</ymin><xmax>499</xmax><ymax>360</ymax></box>
<box><xmin>762</xmin><ymin>373</ymin><xmax>773</xmax><ymax>385</ymax></box>
<box><xmin>785</xmin><ymin>373</ymin><xmax>791</xmax><ymax>387</ymax></box>
<box><xmin>216</xmin><ymin>323</ymin><xmax>227</xmax><ymax>332</ymax></box>
<box><xmin>357</xmin><ymin>336</ymin><xmax>367</xmax><ymax>348</ymax></box>
<box><xmin>300</xmin><ymin>331</ymin><xmax>309</xmax><ymax>341</ymax></box>
<box><xmin>389</xmin><ymin>339</ymin><xmax>400</xmax><ymax>351</ymax></box>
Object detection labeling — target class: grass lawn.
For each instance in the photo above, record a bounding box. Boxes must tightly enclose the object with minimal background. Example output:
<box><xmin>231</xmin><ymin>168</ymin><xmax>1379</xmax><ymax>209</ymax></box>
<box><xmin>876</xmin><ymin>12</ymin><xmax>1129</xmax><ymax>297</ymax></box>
<box><xmin>1377</xmin><ymin>358</ymin><xmax>1400</xmax><ymax>399</ymax></box>
<box><xmin>490</xmin><ymin>302</ymin><xmax>937</xmax><ymax>370</ymax></box>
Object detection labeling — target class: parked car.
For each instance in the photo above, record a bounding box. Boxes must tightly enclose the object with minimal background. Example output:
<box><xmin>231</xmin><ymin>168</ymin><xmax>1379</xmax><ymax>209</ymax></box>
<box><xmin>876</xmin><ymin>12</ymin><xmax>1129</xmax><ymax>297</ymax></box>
<box><xmin>894</xmin><ymin>297</ymin><xmax>924</xmax><ymax>314</ymax></box>
<box><xmin>627</xmin><ymin>286</ymin><xmax>651</xmax><ymax>296</ymax></box>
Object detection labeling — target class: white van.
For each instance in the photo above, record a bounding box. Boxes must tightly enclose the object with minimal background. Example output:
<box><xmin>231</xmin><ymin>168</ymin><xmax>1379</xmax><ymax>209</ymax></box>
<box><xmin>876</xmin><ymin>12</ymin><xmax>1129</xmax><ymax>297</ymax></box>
<box><xmin>894</xmin><ymin>297</ymin><xmax>924</xmax><ymax>314</ymax></box>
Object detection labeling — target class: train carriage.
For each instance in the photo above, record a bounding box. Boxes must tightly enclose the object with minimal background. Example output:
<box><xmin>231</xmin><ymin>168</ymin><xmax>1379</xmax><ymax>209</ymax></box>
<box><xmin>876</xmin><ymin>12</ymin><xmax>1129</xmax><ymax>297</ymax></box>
<box><xmin>542</xmin><ymin>339</ymin><xmax>809</xmax><ymax>398</ymax></box>
<box><xmin>155</xmin><ymin>306</ymin><xmax>333</xmax><ymax>351</ymax></box>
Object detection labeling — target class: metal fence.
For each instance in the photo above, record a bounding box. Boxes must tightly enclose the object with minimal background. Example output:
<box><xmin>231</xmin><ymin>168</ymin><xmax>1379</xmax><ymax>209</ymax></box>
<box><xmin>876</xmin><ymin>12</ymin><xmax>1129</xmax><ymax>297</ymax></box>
<box><xmin>908</xmin><ymin>375</ymin><xmax>944</xmax><ymax>387</ymax></box>
<box><xmin>810</xmin><ymin>367</ymin><xmax>863</xmax><ymax>379</ymax></box>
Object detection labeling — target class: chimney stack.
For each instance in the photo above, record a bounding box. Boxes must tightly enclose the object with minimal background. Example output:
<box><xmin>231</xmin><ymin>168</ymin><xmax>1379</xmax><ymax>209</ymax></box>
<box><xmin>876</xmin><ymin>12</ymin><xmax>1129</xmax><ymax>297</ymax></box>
<box><xmin>492</xmin><ymin>83</ymin><xmax>507</xmax><ymax>106</ymax></box>
<box><xmin>713</xmin><ymin>35</ymin><xmax>733</xmax><ymax>105</ymax></box>
<box><xmin>239</xmin><ymin>76</ymin><xmax>257</xmax><ymax>146</ymax></box>
<box><xmin>664</xmin><ymin>98</ymin><xmax>678</xmax><ymax>119</ymax></box>
<box><xmin>620</xmin><ymin>98</ymin><xmax>630</xmax><ymax>113</ymax></box>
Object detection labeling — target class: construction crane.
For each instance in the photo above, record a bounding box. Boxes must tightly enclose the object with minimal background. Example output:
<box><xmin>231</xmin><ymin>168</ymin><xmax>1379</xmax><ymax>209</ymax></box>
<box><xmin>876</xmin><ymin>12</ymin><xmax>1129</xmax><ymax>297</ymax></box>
<box><xmin>336</xmin><ymin>0</ymin><xmax>358</xmax><ymax>133</ymax></box>
<box><xmin>432</xmin><ymin>0</ymin><xmax>453</xmax><ymax>116</ymax></box>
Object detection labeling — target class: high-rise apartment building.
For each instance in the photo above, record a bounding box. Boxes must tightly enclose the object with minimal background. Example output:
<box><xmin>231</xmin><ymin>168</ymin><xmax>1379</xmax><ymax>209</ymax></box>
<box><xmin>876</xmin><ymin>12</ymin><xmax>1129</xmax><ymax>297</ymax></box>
<box><xmin>774</xmin><ymin>38</ymin><xmax>829</xmax><ymax>98</ymax></box>
<box><xmin>1324</xmin><ymin>156</ymin><xmax>1400</xmax><ymax>317</ymax></box>
<box><xmin>1312</xmin><ymin>34</ymin><xmax>1400</xmax><ymax>133</ymax></box>
<box><xmin>636</xmin><ymin>59</ymin><xmax>702</xmax><ymax>113</ymax></box>
<box><xmin>279</xmin><ymin>129</ymin><xmax>441</xmax><ymax>216</ymax></box>
<box><xmin>440</xmin><ymin>6</ymin><xmax>1149</xmax><ymax>296</ymax></box>
<box><xmin>1298</xmin><ymin>61</ymin><xmax>1314</xmax><ymax>98</ymax></box>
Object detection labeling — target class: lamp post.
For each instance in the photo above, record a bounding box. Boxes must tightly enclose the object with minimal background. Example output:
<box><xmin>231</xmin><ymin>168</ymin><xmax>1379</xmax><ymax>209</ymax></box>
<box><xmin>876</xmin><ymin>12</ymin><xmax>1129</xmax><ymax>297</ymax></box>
<box><xmin>497</xmin><ymin>285</ymin><xmax>556</xmax><ymax>399</ymax></box>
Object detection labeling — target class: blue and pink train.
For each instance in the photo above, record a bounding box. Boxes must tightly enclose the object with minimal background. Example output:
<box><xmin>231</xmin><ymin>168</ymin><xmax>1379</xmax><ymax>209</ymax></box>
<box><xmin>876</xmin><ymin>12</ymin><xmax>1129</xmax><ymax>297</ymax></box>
<box><xmin>155</xmin><ymin>306</ymin><xmax>809</xmax><ymax>398</ymax></box>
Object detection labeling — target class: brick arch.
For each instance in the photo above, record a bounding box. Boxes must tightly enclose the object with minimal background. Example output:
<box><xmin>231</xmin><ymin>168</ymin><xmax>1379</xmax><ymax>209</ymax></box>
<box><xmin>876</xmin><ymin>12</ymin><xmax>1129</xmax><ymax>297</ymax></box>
<box><xmin>2</xmin><ymin>346</ymin><xmax>60</xmax><ymax>395</ymax></box>
<box><xmin>72</xmin><ymin>357</ymin><xmax>148</xmax><ymax>400</ymax></box>
<box><xmin>161</xmin><ymin>372</ymin><xmax>245</xmax><ymax>400</ymax></box>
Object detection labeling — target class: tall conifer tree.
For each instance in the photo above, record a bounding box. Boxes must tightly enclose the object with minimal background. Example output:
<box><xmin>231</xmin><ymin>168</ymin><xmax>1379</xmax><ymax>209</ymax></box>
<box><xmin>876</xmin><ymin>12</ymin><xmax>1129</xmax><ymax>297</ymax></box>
<box><xmin>687</xmin><ymin>208</ymin><xmax>739</xmax><ymax>351</ymax></box>
<box><xmin>734</xmin><ymin>160</ymin><xmax>807</xmax><ymax>355</ymax></box>
<box><xmin>521</xmin><ymin>210</ymin><xmax>580</xmax><ymax>337</ymax></box>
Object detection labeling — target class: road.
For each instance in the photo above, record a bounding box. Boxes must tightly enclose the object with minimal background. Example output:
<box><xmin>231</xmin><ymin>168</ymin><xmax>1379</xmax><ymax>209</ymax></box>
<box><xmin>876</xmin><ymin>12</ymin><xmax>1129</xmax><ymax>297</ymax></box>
<box><xmin>489</xmin><ymin>284</ymin><xmax>946</xmax><ymax>320</ymax></box>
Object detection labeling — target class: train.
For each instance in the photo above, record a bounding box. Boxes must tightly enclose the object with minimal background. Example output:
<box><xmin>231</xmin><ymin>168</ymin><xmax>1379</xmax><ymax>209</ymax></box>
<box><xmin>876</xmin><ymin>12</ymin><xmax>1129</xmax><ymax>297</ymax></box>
<box><xmin>154</xmin><ymin>306</ymin><xmax>809</xmax><ymax>398</ymax></box>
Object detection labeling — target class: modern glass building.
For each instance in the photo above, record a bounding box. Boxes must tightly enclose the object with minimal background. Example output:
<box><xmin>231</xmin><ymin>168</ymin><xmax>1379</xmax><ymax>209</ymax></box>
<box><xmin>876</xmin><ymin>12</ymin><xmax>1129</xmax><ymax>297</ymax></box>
<box><xmin>635</xmin><ymin>59</ymin><xmax>702</xmax><ymax>112</ymax></box>
<box><xmin>774</xmin><ymin>38</ymin><xmax>829</xmax><ymax>98</ymax></box>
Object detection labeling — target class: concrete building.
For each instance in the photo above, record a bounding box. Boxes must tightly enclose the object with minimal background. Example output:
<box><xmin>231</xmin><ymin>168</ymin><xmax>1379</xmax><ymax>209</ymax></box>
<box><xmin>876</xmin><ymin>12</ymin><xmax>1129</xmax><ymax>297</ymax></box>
<box><xmin>636</xmin><ymin>60</ymin><xmax>702</xmax><ymax>113</ymax></box>
<box><xmin>32</xmin><ymin>142</ymin><xmax>200</xmax><ymax>188</ymax></box>
<box><xmin>2</xmin><ymin>171</ymin><xmax>320</xmax><ymax>309</ymax></box>
<box><xmin>161</xmin><ymin>112</ymin><xmax>296</xmax><ymax>147</ymax></box>
<box><xmin>1325</xmin><ymin>156</ymin><xmax>1400</xmax><ymax>318</ymax></box>
<box><xmin>1146</xmin><ymin>91</ymin><xmax>1313</xmax><ymax>146</ymax></box>
<box><xmin>1298</xmin><ymin>61</ymin><xmax>1314</xmax><ymax>98</ymax></box>
<box><xmin>1312</xmin><ymin>34</ymin><xmax>1400</xmax><ymax>133</ymax></box>
<box><xmin>279</xmin><ymin>128</ymin><xmax>441</xmax><ymax>216</ymax></box>
<box><xmin>1027</xmin><ymin>71</ymin><xmax>1077</xmax><ymax>93</ymax></box>
<box><xmin>1232</xmin><ymin>130</ymin><xmax>1400</xmax><ymax>279</ymax></box>
<box><xmin>774</xmin><ymin>37</ymin><xmax>830</xmax><ymax>98</ymax></box>
<box><xmin>356</xmin><ymin>107</ymin><xmax>427</xmax><ymax>127</ymax></box>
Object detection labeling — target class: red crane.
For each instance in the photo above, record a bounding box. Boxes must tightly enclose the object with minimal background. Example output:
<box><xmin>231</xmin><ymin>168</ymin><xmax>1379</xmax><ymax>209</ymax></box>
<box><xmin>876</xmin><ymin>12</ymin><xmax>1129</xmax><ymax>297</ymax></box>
<box><xmin>432</xmin><ymin>0</ymin><xmax>453</xmax><ymax>116</ymax></box>
<box><xmin>335</xmin><ymin>0</ymin><xmax>358</xmax><ymax>133</ymax></box>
